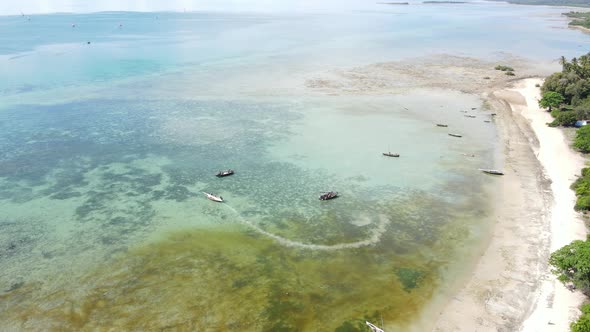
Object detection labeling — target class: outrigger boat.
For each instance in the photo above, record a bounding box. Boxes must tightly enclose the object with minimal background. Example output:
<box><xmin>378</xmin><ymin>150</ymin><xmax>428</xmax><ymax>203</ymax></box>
<box><xmin>382</xmin><ymin>152</ymin><xmax>400</xmax><ymax>157</ymax></box>
<box><xmin>436</xmin><ymin>123</ymin><xmax>448</xmax><ymax>127</ymax></box>
<box><xmin>479</xmin><ymin>168</ymin><xmax>504</xmax><ymax>175</ymax></box>
<box><xmin>448</xmin><ymin>133</ymin><xmax>462</xmax><ymax>138</ymax></box>
<box><xmin>216</xmin><ymin>169</ymin><xmax>234</xmax><ymax>177</ymax></box>
<box><xmin>319</xmin><ymin>191</ymin><xmax>338</xmax><ymax>201</ymax></box>
<box><xmin>366</xmin><ymin>321</ymin><xmax>385</xmax><ymax>332</ymax></box>
<box><xmin>203</xmin><ymin>192</ymin><xmax>224</xmax><ymax>202</ymax></box>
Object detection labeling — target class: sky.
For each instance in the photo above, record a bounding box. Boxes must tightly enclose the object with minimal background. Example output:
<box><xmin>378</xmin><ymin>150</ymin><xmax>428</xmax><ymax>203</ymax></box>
<box><xmin>0</xmin><ymin>0</ymin><xmax>375</xmax><ymax>15</ymax></box>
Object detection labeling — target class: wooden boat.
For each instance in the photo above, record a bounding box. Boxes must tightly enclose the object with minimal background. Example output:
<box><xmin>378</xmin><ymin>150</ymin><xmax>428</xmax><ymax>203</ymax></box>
<box><xmin>464</xmin><ymin>115</ymin><xmax>476</xmax><ymax>118</ymax></box>
<box><xmin>471</xmin><ymin>107</ymin><xmax>477</xmax><ymax>110</ymax></box>
<box><xmin>319</xmin><ymin>191</ymin><xmax>338</xmax><ymax>201</ymax></box>
<box><xmin>448</xmin><ymin>133</ymin><xmax>462</xmax><ymax>138</ymax></box>
<box><xmin>479</xmin><ymin>169</ymin><xmax>504</xmax><ymax>175</ymax></box>
<box><xmin>382</xmin><ymin>152</ymin><xmax>400</xmax><ymax>157</ymax></box>
<box><xmin>462</xmin><ymin>153</ymin><xmax>475</xmax><ymax>157</ymax></box>
<box><xmin>216</xmin><ymin>169</ymin><xmax>234</xmax><ymax>177</ymax></box>
<box><xmin>484</xmin><ymin>120</ymin><xmax>491</xmax><ymax>123</ymax></box>
<box><xmin>436</xmin><ymin>124</ymin><xmax>448</xmax><ymax>127</ymax></box>
<box><xmin>203</xmin><ymin>192</ymin><xmax>224</xmax><ymax>202</ymax></box>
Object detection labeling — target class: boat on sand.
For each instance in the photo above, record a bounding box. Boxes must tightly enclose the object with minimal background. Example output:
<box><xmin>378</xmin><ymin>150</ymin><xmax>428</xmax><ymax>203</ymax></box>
<box><xmin>382</xmin><ymin>152</ymin><xmax>400</xmax><ymax>157</ymax></box>
<box><xmin>448</xmin><ymin>133</ymin><xmax>462</xmax><ymax>138</ymax></box>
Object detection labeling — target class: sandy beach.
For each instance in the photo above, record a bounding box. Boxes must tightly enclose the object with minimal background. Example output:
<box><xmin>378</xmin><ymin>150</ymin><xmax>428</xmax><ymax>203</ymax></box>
<box><xmin>434</xmin><ymin>79</ymin><xmax>587</xmax><ymax>331</ymax></box>
<box><xmin>509</xmin><ymin>79</ymin><xmax>587</xmax><ymax>331</ymax></box>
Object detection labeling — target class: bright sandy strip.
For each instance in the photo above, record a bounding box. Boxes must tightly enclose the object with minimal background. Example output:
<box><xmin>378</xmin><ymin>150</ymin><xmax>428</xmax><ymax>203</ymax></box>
<box><xmin>513</xmin><ymin>79</ymin><xmax>587</xmax><ymax>331</ymax></box>
<box><xmin>433</xmin><ymin>78</ymin><xmax>587</xmax><ymax>331</ymax></box>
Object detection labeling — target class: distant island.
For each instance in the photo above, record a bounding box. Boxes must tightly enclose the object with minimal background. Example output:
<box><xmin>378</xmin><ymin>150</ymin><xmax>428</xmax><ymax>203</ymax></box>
<box><xmin>487</xmin><ymin>0</ymin><xmax>590</xmax><ymax>7</ymax></box>
<box><xmin>423</xmin><ymin>1</ymin><xmax>467</xmax><ymax>3</ymax></box>
<box><xmin>566</xmin><ymin>11</ymin><xmax>590</xmax><ymax>29</ymax></box>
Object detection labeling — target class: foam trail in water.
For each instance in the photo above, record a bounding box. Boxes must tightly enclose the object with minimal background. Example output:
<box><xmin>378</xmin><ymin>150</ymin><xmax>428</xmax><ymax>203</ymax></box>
<box><xmin>223</xmin><ymin>204</ymin><xmax>389</xmax><ymax>251</ymax></box>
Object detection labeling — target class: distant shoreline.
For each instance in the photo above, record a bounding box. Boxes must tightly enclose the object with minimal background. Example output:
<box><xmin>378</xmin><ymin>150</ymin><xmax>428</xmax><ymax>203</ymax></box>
<box><xmin>485</xmin><ymin>0</ymin><xmax>590</xmax><ymax>8</ymax></box>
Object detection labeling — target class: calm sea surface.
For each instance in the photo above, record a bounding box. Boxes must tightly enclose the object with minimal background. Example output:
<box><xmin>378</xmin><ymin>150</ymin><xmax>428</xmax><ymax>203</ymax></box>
<box><xmin>0</xmin><ymin>2</ymin><xmax>588</xmax><ymax>331</ymax></box>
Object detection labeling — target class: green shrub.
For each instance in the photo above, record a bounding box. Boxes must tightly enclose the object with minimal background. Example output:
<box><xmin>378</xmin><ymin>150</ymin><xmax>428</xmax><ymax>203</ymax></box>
<box><xmin>572</xmin><ymin>303</ymin><xmax>590</xmax><ymax>332</ymax></box>
<box><xmin>495</xmin><ymin>65</ymin><xmax>514</xmax><ymax>72</ymax></box>
<box><xmin>574</xmin><ymin>125</ymin><xmax>590</xmax><ymax>152</ymax></box>
<box><xmin>549</xmin><ymin>111</ymin><xmax>578</xmax><ymax>127</ymax></box>
<box><xmin>549</xmin><ymin>239</ymin><xmax>590</xmax><ymax>294</ymax></box>
<box><xmin>571</xmin><ymin>168</ymin><xmax>590</xmax><ymax>210</ymax></box>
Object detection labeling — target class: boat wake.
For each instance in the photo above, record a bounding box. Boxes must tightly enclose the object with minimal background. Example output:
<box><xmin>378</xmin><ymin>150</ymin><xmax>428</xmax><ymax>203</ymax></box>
<box><xmin>222</xmin><ymin>204</ymin><xmax>390</xmax><ymax>251</ymax></box>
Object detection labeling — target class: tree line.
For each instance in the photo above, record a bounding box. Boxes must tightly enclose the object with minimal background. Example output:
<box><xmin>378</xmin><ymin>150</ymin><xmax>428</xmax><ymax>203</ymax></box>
<box><xmin>541</xmin><ymin>52</ymin><xmax>590</xmax><ymax>331</ymax></box>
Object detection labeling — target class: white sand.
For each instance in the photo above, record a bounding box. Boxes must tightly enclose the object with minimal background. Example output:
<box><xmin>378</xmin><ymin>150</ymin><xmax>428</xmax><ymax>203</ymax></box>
<box><xmin>433</xmin><ymin>78</ymin><xmax>588</xmax><ymax>331</ymax></box>
<box><xmin>511</xmin><ymin>79</ymin><xmax>587</xmax><ymax>331</ymax></box>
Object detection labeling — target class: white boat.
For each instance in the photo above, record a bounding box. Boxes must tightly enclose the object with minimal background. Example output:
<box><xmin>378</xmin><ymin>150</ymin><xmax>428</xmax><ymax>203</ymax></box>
<box><xmin>366</xmin><ymin>321</ymin><xmax>384</xmax><ymax>332</ymax></box>
<box><xmin>203</xmin><ymin>192</ymin><xmax>224</xmax><ymax>202</ymax></box>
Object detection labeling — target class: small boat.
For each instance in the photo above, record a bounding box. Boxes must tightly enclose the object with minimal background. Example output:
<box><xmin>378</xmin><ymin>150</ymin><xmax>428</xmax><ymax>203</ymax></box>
<box><xmin>471</xmin><ymin>107</ymin><xmax>477</xmax><ymax>110</ymax></box>
<box><xmin>462</xmin><ymin>153</ymin><xmax>475</xmax><ymax>157</ymax></box>
<box><xmin>382</xmin><ymin>152</ymin><xmax>400</xmax><ymax>157</ymax></box>
<box><xmin>319</xmin><ymin>191</ymin><xmax>338</xmax><ymax>201</ymax></box>
<box><xmin>491</xmin><ymin>113</ymin><xmax>497</xmax><ymax>116</ymax></box>
<box><xmin>203</xmin><ymin>192</ymin><xmax>224</xmax><ymax>202</ymax></box>
<box><xmin>479</xmin><ymin>169</ymin><xmax>504</xmax><ymax>175</ymax></box>
<box><xmin>216</xmin><ymin>169</ymin><xmax>234</xmax><ymax>177</ymax></box>
<box><xmin>484</xmin><ymin>120</ymin><xmax>491</xmax><ymax>123</ymax></box>
<box><xmin>366</xmin><ymin>321</ymin><xmax>385</xmax><ymax>332</ymax></box>
<box><xmin>460</xmin><ymin>110</ymin><xmax>468</xmax><ymax>113</ymax></box>
<box><xmin>436</xmin><ymin>124</ymin><xmax>448</xmax><ymax>127</ymax></box>
<box><xmin>464</xmin><ymin>115</ymin><xmax>476</xmax><ymax>118</ymax></box>
<box><xmin>448</xmin><ymin>133</ymin><xmax>462</xmax><ymax>138</ymax></box>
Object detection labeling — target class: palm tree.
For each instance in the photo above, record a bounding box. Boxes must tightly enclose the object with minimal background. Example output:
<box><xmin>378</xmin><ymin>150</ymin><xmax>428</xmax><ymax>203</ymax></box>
<box><xmin>560</xmin><ymin>56</ymin><xmax>569</xmax><ymax>72</ymax></box>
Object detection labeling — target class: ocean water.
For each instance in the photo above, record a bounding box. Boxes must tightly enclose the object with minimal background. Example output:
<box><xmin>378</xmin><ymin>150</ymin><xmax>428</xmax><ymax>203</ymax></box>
<box><xmin>0</xmin><ymin>3</ymin><xmax>588</xmax><ymax>331</ymax></box>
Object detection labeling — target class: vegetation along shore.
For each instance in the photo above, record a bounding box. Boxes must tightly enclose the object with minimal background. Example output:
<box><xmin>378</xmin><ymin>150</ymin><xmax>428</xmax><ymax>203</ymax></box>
<box><xmin>534</xmin><ymin>52</ymin><xmax>590</xmax><ymax>331</ymax></box>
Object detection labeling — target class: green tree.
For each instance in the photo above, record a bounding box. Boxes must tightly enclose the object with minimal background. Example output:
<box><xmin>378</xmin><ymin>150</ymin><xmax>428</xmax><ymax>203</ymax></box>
<box><xmin>539</xmin><ymin>91</ymin><xmax>565</xmax><ymax>112</ymax></box>
<box><xmin>549</xmin><ymin>239</ymin><xmax>590</xmax><ymax>294</ymax></box>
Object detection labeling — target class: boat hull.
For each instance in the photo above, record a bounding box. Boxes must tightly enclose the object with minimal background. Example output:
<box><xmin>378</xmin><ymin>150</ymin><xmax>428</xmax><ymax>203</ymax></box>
<box><xmin>203</xmin><ymin>192</ymin><xmax>224</xmax><ymax>202</ymax></box>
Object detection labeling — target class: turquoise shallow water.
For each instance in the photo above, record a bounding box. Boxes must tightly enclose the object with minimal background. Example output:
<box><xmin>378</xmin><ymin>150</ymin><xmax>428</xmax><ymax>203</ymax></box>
<box><xmin>0</xmin><ymin>4</ymin><xmax>588</xmax><ymax>331</ymax></box>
